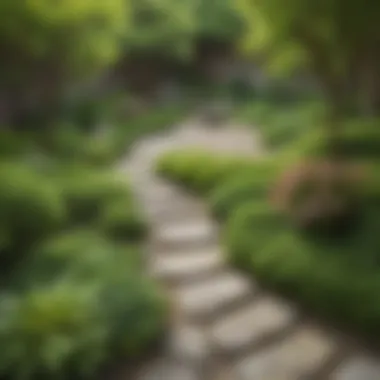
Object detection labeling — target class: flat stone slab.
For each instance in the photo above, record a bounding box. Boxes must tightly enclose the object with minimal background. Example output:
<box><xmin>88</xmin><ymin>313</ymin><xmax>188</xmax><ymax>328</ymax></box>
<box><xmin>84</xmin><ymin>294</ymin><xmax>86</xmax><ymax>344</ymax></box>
<box><xmin>151</xmin><ymin>248</ymin><xmax>224</xmax><ymax>281</ymax></box>
<box><xmin>235</xmin><ymin>326</ymin><xmax>337</xmax><ymax>380</ymax></box>
<box><xmin>168</xmin><ymin>324</ymin><xmax>209</xmax><ymax>364</ymax></box>
<box><xmin>210</xmin><ymin>297</ymin><xmax>297</xmax><ymax>354</ymax></box>
<box><xmin>135</xmin><ymin>359</ymin><xmax>199</xmax><ymax>380</ymax></box>
<box><xmin>331</xmin><ymin>356</ymin><xmax>380</xmax><ymax>380</ymax></box>
<box><xmin>175</xmin><ymin>272</ymin><xmax>254</xmax><ymax>320</ymax></box>
<box><xmin>144</xmin><ymin>198</ymin><xmax>205</xmax><ymax>217</ymax></box>
<box><xmin>154</xmin><ymin>222</ymin><xmax>217</xmax><ymax>249</ymax></box>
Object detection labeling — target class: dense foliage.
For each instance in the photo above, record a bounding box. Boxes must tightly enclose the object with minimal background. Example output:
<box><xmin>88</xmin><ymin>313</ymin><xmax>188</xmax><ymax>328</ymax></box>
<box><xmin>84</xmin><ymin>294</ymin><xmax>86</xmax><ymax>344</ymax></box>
<box><xmin>236</xmin><ymin>0</ymin><xmax>380</xmax><ymax>117</ymax></box>
<box><xmin>156</xmin><ymin>145</ymin><xmax>380</xmax><ymax>339</ymax></box>
<box><xmin>0</xmin><ymin>115</ymin><xmax>173</xmax><ymax>378</ymax></box>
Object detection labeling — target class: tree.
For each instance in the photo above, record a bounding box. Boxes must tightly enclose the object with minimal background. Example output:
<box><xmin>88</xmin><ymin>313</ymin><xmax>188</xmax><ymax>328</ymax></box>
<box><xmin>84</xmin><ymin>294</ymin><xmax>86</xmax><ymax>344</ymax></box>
<box><xmin>236</xmin><ymin>0</ymin><xmax>380</xmax><ymax>120</ymax></box>
<box><xmin>0</xmin><ymin>0</ymin><xmax>129</xmax><ymax>126</ymax></box>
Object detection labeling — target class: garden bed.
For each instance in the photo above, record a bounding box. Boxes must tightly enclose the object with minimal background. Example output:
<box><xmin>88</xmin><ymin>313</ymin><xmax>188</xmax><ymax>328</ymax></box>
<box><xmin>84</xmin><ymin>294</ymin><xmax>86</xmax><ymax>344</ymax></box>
<box><xmin>156</xmin><ymin>148</ymin><xmax>380</xmax><ymax>341</ymax></box>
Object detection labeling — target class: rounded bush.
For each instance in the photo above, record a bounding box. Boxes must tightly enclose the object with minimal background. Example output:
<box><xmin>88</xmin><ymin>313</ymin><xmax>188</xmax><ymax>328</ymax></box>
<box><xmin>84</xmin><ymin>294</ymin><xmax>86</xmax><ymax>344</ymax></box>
<box><xmin>58</xmin><ymin>170</ymin><xmax>129</xmax><ymax>225</ymax></box>
<box><xmin>22</xmin><ymin>230</ymin><xmax>143</xmax><ymax>286</ymax></box>
<box><xmin>210</xmin><ymin>162</ymin><xmax>282</xmax><ymax>221</ymax></box>
<box><xmin>82</xmin><ymin>137</ymin><xmax>116</xmax><ymax>167</ymax></box>
<box><xmin>3</xmin><ymin>235</ymin><xmax>167</xmax><ymax>379</ymax></box>
<box><xmin>0</xmin><ymin>281</ymin><xmax>109</xmax><ymax>379</ymax></box>
<box><xmin>99</xmin><ymin>199</ymin><xmax>147</xmax><ymax>243</ymax></box>
<box><xmin>37</xmin><ymin>125</ymin><xmax>86</xmax><ymax>160</ymax></box>
<box><xmin>0</xmin><ymin>130</ymin><xmax>33</xmax><ymax>158</ymax></box>
<box><xmin>224</xmin><ymin>201</ymin><xmax>286</xmax><ymax>268</ymax></box>
<box><xmin>224</xmin><ymin>199</ymin><xmax>380</xmax><ymax>334</ymax></box>
<box><xmin>0</xmin><ymin>163</ymin><xmax>66</xmax><ymax>252</ymax></box>
<box><xmin>156</xmin><ymin>150</ymin><xmax>259</xmax><ymax>195</ymax></box>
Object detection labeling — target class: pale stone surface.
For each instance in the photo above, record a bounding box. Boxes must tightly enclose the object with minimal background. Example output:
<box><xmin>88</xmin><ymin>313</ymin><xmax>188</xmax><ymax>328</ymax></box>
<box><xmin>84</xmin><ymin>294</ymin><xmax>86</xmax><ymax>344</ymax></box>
<box><xmin>149</xmin><ymin>208</ymin><xmax>210</xmax><ymax>226</ymax></box>
<box><xmin>175</xmin><ymin>272</ymin><xmax>254</xmax><ymax>319</ymax></box>
<box><xmin>154</xmin><ymin>222</ymin><xmax>217</xmax><ymax>247</ymax></box>
<box><xmin>235</xmin><ymin>326</ymin><xmax>337</xmax><ymax>380</ymax></box>
<box><xmin>332</xmin><ymin>356</ymin><xmax>380</xmax><ymax>380</ymax></box>
<box><xmin>136</xmin><ymin>359</ymin><xmax>199</xmax><ymax>380</ymax></box>
<box><xmin>144</xmin><ymin>198</ymin><xmax>205</xmax><ymax>217</ymax></box>
<box><xmin>151</xmin><ymin>248</ymin><xmax>223</xmax><ymax>281</ymax></box>
<box><xmin>168</xmin><ymin>324</ymin><xmax>209</xmax><ymax>363</ymax></box>
<box><xmin>210</xmin><ymin>298</ymin><xmax>297</xmax><ymax>353</ymax></box>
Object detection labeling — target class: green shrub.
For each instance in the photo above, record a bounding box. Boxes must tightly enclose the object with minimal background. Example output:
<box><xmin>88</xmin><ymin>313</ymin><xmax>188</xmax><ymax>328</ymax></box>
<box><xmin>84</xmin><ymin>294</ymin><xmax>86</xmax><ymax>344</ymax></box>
<box><xmin>224</xmin><ymin>199</ymin><xmax>380</xmax><ymax>334</ymax></box>
<box><xmin>0</xmin><ymin>281</ymin><xmax>108</xmax><ymax>379</ymax></box>
<box><xmin>157</xmin><ymin>149</ymin><xmax>259</xmax><ymax>195</ymax></box>
<box><xmin>156</xmin><ymin>147</ymin><xmax>380</xmax><ymax>338</ymax></box>
<box><xmin>57</xmin><ymin>170</ymin><xmax>129</xmax><ymax>225</ymax></box>
<box><xmin>210</xmin><ymin>166</ymin><xmax>279</xmax><ymax>221</ymax></box>
<box><xmin>0</xmin><ymin>130</ymin><xmax>34</xmax><ymax>158</ymax></box>
<box><xmin>3</xmin><ymin>231</ymin><xmax>167</xmax><ymax>379</ymax></box>
<box><xmin>235</xmin><ymin>100</ymin><xmax>325</xmax><ymax>150</ymax></box>
<box><xmin>99</xmin><ymin>199</ymin><xmax>147</xmax><ymax>243</ymax></box>
<box><xmin>0</xmin><ymin>163</ymin><xmax>66</xmax><ymax>253</ymax></box>
<box><xmin>335</xmin><ymin>118</ymin><xmax>380</xmax><ymax>159</ymax></box>
<box><xmin>81</xmin><ymin>137</ymin><xmax>116</xmax><ymax>167</ymax></box>
<box><xmin>20</xmin><ymin>231</ymin><xmax>142</xmax><ymax>286</ymax></box>
<box><xmin>36</xmin><ymin>125</ymin><xmax>86</xmax><ymax>160</ymax></box>
<box><xmin>0</xmin><ymin>275</ymin><xmax>166</xmax><ymax>379</ymax></box>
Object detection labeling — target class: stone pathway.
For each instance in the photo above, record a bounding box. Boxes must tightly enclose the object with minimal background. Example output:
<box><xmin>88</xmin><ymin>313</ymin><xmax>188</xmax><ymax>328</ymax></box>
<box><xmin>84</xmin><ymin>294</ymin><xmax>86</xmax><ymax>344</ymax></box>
<box><xmin>122</xmin><ymin>121</ymin><xmax>380</xmax><ymax>380</ymax></box>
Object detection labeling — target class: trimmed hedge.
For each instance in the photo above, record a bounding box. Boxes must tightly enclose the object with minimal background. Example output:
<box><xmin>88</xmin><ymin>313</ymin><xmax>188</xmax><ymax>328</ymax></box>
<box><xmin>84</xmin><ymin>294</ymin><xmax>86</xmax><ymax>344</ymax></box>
<box><xmin>156</xmin><ymin>148</ymin><xmax>380</xmax><ymax>338</ymax></box>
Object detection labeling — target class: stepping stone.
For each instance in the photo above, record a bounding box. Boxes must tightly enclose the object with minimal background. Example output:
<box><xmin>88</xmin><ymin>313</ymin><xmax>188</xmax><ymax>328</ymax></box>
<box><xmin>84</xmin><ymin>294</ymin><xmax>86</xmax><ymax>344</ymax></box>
<box><xmin>151</xmin><ymin>248</ymin><xmax>224</xmax><ymax>282</ymax></box>
<box><xmin>136</xmin><ymin>358</ymin><xmax>199</xmax><ymax>380</ymax></box>
<box><xmin>235</xmin><ymin>326</ymin><xmax>337</xmax><ymax>380</ymax></box>
<box><xmin>210</xmin><ymin>297</ymin><xmax>297</xmax><ymax>354</ymax></box>
<box><xmin>143</xmin><ymin>197</ymin><xmax>202</xmax><ymax>214</ymax></box>
<box><xmin>149</xmin><ymin>207</ymin><xmax>209</xmax><ymax>225</ymax></box>
<box><xmin>175</xmin><ymin>272</ymin><xmax>254</xmax><ymax>320</ymax></box>
<box><xmin>168</xmin><ymin>324</ymin><xmax>209</xmax><ymax>364</ymax></box>
<box><xmin>154</xmin><ymin>222</ymin><xmax>217</xmax><ymax>249</ymax></box>
<box><xmin>331</xmin><ymin>356</ymin><xmax>380</xmax><ymax>380</ymax></box>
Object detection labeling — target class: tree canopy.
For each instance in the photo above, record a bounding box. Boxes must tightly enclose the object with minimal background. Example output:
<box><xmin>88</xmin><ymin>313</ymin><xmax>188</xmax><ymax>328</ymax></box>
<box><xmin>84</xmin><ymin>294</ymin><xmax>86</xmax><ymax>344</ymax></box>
<box><xmin>236</xmin><ymin>0</ymin><xmax>380</xmax><ymax>115</ymax></box>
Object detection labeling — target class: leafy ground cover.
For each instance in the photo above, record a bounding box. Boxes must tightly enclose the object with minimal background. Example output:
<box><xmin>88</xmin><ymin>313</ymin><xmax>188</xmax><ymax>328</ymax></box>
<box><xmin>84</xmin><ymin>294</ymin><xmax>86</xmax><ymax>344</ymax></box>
<box><xmin>0</xmin><ymin>103</ymin><xmax>191</xmax><ymax>379</ymax></box>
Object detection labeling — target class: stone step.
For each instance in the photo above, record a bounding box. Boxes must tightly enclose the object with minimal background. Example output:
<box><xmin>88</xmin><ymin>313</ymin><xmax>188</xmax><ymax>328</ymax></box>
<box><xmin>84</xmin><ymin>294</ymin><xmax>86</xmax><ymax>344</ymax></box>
<box><xmin>167</xmin><ymin>324</ymin><xmax>209</xmax><ymax>365</ymax></box>
<box><xmin>135</xmin><ymin>358</ymin><xmax>199</xmax><ymax>380</ymax></box>
<box><xmin>210</xmin><ymin>297</ymin><xmax>297</xmax><ymax>355</ymax></box>
<box><xmin>142</xmin><ymin>197</ymin><xmax>204</xmax><ymax>216</ymax></box>
<box><xmin>148</xmin><ymin>208</ymin><xmax>210</xmax><ymax>226</ymax></box>
<box><xmin>331</xmin><ymin>355</ymin><xmax>380</xmax><ymax>380</ymax></box>
<box><xmin>234</xmin><ymin>325</ymin><xmax>338</xmax><ymax>380</ymax></box>
<box><xmin>151</xmin><ymin>248</ymin><xmax>224</xmax><ymax>282</ymax></box>
<box><xmin>175</xmin><ymin>272</ymin><xmax>255</xmax><ymax>321</ymax></box>
<box><xmin>153</xmin><ymin>221</ymin><xmax>218</xmax><ymax>251</ymax></box>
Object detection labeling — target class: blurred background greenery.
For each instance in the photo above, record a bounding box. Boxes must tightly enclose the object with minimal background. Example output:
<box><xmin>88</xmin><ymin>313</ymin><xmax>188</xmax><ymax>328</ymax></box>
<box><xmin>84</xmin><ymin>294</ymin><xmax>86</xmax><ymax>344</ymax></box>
<box><xmin>2</xmin><ymin>0</ymin><xmax>380</xmax><ymax>378</ymax></box>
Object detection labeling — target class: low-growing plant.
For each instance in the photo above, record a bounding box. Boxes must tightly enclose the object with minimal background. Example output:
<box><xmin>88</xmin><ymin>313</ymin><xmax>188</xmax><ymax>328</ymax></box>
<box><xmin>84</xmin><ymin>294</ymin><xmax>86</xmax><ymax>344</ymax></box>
<box><xmin>0</xmin><ymin>163</ymin><xmax>66</xmax><ymax>256</ymax></box>
<box><xmin>0</xmin><ymin>274</ymin><xmax>166</xmax><ymax>379</ymax></box>
<box><xmin>99</xmin><ymin>199</ymin><xmax>147</xmax><ymax>243</ymax></box>
<box><xmin>57</xmin><ymin>170</ymin><xmax>129</xmax><ymax>225</ymax></box>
